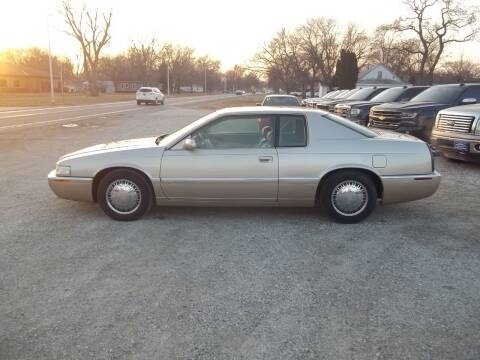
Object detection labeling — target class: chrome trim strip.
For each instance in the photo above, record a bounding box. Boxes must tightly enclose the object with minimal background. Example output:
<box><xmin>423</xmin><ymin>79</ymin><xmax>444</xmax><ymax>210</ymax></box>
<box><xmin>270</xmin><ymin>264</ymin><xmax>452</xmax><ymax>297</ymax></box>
<box><xmin>161</xmin><ymin>177</ymin><xmax>276</xmax><ymax>183</ymax></box>
<box><xmin>380</xmin><ymin>171</ymin><xmax>441</xmax><ymax>181</ymax></box>
<box><xmin>48</xmin><ymin>175</ymin><xmax>93</xmax><ymax>182</ymax></box>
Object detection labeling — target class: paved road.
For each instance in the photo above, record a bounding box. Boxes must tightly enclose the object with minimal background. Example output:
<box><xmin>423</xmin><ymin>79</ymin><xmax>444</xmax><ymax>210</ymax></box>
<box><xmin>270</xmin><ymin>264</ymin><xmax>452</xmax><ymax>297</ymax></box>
<box><xmin>0</xmin><ymin>94</ymin><xmax>234</xmax><ymax>131</ymax></box>
<box><xmin>1</xmin><ymin>95</ymin><xmax>479</xmax><ymax>359</ymax></box>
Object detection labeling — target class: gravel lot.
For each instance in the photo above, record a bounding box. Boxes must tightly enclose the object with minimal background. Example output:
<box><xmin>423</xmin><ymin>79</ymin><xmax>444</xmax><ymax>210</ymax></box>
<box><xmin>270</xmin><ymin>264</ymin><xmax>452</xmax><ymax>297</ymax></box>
<box><xmin>1</xmin><ymin>96</ymin><xmax>479</xmax><ymax>359</ymax></box>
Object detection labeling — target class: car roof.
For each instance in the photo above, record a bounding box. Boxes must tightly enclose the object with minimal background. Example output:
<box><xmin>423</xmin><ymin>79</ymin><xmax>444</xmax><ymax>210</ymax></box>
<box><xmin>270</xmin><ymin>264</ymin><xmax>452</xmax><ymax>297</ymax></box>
<box><xmin>214</xmin><ymin>106</ymin><xmax>327</xmax><ymax>115</ymax></box>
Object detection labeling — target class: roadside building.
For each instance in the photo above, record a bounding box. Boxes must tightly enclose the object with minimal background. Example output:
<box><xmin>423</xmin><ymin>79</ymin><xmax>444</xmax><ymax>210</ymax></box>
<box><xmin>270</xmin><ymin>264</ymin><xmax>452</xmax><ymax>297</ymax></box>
<box><xmin>115</xmin><ymin>81</ymin><xmax>143</xmax><ymax>93</ymax></box>
<box><xmin>0</xmin><ymin>62</ymin><xmax>61</xmax><ymax>93</ymax></box>
<box><xmin>179</xmin><ymin>85</ymin><xmax>204</xmax><ymax>93</ymax></box>
<box><xmin>356</xmin><ymin>64</ymin><xmax>407</xmax><ymax>87</ymax></box>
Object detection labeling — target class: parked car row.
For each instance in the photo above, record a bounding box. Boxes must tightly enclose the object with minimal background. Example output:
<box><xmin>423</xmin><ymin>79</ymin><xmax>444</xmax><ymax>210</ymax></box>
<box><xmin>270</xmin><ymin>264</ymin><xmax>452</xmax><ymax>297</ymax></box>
<box><xmin>306</xmin><ymin>83</ymin><xmax>480</xmax><ymax>162</ymax></box>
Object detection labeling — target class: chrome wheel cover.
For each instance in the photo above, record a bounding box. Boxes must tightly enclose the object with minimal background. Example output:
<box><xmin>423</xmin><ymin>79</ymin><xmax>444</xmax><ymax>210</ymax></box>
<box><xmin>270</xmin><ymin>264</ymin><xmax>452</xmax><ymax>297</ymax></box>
<box><xmin>331</xmin><ymin>180</ymin><xmax>368</xmax><ymax>217</ymax></box>
<box><xmin>106</xmin><ymin>179</ymin><xmax>142</xmax><ymax>215</ymax></box>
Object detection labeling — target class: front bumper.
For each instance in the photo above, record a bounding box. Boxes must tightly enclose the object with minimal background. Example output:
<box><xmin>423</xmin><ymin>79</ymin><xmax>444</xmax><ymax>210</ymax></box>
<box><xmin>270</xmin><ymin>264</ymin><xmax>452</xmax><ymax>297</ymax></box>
<box><xmin>431</xmin><ymin>133</ymin><xmax>480</xmax><ymax>162</ymax></box>
<box><xmin>48</xmin><ymin>170</ymin><xmax>93</xmax><ymax>202</ymax></box>
<box><xmin>381</xmin><ymin>171</ymin><xmax>441</xmax><ymax>204</ymax></box>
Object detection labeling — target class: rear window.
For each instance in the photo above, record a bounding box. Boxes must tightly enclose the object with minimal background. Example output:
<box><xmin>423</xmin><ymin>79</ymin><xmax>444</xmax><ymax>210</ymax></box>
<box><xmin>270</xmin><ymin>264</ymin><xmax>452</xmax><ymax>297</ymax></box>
<box><xmin>278</xmin><ymin>115</ymin><xmax>307</xmax><ymax>147</ymax></box>
<box><xmin>139</xmin><ymin>88</ymin><xmax>152</xmax><ymax>92</ymax></box>
<box><xmin>263</xmin><ymin>96</ymin><xmax>300</xmax><ymax>106</ymax></box>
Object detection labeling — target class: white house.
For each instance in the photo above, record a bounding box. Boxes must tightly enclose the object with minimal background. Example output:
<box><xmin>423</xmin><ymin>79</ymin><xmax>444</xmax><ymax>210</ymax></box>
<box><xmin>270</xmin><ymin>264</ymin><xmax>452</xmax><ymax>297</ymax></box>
<box><xmin>356</xmin><ymin>64</ymin><xmax>407</xmax><ymax>87</ymax></box>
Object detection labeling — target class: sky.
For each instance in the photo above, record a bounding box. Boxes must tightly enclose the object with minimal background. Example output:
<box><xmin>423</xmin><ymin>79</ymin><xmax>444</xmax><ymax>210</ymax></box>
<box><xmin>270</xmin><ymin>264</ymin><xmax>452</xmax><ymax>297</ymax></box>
<box><xmin>0</xmin><ymin>0</ymin><xmax>479</xmax><ymax>71</ymax></box>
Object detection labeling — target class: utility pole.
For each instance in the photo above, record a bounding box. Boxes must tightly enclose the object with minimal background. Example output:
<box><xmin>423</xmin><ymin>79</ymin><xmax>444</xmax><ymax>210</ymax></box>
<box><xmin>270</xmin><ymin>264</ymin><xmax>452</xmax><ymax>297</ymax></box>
<box><xmin>167</xmin><ymin>64</ymin><xmax>170</xmax><ymax>96</ymax></box>
<box><xmin>60</xmin><ymin>62</ymin><xmax>64</xmax><ymax>97</ymax></box>
<box><xmin>204</xmin><ymin>67</ymin><xmax>207</xmax><ymax>93</ymax></box>
<box><xmin>47</xmin><ymin>14</ymin><xmax>55</xmax><ymax>104</ymax></box>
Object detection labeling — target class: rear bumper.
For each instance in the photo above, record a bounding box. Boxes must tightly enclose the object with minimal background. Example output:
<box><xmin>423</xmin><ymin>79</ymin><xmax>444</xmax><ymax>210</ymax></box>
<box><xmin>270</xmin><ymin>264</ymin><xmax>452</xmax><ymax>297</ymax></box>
<box><xmin>381</xmin><ymin>171</ymin><xmax>441</xmax><ymax>204</ymax></box>
<box><xmin>48</xmin><ymin>170</ymin><xmax>93</xmax><ymax>202</ymax></box>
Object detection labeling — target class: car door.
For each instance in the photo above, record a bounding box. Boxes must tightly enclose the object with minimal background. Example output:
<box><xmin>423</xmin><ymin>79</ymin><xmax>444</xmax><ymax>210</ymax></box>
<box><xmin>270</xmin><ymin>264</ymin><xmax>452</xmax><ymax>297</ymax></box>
<box><xmin>160</xmin><ymin>114</ymin><xmax>278</xmax><ymax>203</ymax></box>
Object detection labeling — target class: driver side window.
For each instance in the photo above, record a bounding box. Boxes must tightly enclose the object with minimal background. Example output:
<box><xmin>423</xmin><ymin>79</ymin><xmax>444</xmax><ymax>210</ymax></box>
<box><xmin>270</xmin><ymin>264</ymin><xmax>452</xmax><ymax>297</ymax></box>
<box><xmin>191</xmin><ymin>115</ymin><xmax>275</xmax><ymax>149</ymax></box>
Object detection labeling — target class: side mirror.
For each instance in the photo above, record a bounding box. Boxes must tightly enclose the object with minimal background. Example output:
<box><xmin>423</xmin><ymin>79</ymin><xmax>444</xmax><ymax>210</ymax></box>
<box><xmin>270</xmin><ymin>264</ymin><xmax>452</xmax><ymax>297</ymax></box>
<box><xmin>461</xmin><ymin>98</ymin><xmax>477</xmax><ymax>104</ymax></box>
<box><xmin>183</xmin><ymin>138</ymin><xmax>197</xmax><ymax>150</ymax></box>
<box><xmin>256</xmin><ymin>103</ymin><xmax>262</xmax><ymax>106</ymax></box>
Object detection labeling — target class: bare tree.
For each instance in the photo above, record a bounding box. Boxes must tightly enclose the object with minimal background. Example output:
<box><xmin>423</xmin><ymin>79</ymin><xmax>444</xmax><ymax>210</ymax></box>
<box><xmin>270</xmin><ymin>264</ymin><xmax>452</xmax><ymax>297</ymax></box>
<box><xmin>254</xmin><ymin>28</ymin><xmax>304</xmax><ymax>93</ymax></box>
<box><xmin>304</xmin><ymin>18</ymin><xmax>341</xmax><ymax>91</ymax></box>
<box><xmin>128</xmin><ymin>37</ymin><xmax>159</xmax><ymax>84</ymax></box>
<box><xmin>159</xmin><ymin>44</ymin><xmax>196</xmax><ymax>93</ymax></box>
<box><xmin>388</xmin><ymin>0</ymin><xmax>478</xmax><ymax>84</ymax></box>
<box><xmin>341</xmin><ymin>23</ymin><xmax>370</xmax><ymax>68</ymax></box>
<box><xmin>196</xmin><ymin>55</ymin><xmax>221</xmax><ymax>92</ymax></box>
<box><xmin>366</xmin><ymin>25</ymin><xmax>422</xmax><ymax>83</ymax></box>
<box><xmin>441</xmin><ymin>55</ymin><xmax>480</xmax><ymax>82</ymax></box>
<box><xmin>62</xmin><ymin>1</ymin><xmax>112</xmax><ymax>96</ymax></box>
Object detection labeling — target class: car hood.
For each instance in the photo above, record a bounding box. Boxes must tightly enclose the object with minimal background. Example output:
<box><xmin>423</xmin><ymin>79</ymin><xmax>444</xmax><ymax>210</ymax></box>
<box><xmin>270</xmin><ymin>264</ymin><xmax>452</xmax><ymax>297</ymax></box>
<box><xmin>338</xmin><ymin>100</ymin><xmax>373</xmax><ymax>108</ymax></box>
<box><xmin>374</xmin><ymin>101</ymin><xmax>448</xmax><ymax>112</ymax></box>
<box><xmin>61</xmin><ymin>137</ymin><xmax>158</xmax><ymax>159</ymax></box>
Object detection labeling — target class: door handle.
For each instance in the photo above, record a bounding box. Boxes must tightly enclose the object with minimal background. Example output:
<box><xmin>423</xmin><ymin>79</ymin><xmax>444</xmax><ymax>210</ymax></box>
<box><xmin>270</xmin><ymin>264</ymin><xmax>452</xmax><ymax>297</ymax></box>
<box><xmin>258</xmin><ymin>156</ymin><xmax>273</xmax><ymax>163</ymax></box>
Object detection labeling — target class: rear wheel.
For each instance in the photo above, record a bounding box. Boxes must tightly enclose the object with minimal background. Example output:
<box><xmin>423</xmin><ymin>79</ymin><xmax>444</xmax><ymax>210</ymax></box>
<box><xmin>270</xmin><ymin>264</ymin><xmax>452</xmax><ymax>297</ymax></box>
<box><xmin>97</xmin><ymin>169</ymin><xmax>153</xmax><ymax>221</ymax></box>
<box><xmin>136</xmin><ymin>100</ymin><xmax>142</xmax><ymax>105</ymax></box>
<box><xmin>320</xmin><ymin>171</ymin><xmax>377</xmax><ymax>223</ymax></box>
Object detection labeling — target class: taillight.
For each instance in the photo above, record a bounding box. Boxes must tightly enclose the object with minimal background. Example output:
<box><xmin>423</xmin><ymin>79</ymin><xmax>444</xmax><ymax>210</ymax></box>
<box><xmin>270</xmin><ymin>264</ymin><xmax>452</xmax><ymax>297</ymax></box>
<box><xmin>427</xmin><ymin>144</ymin><xmax>435</xmax><ymax>172</ymax></box>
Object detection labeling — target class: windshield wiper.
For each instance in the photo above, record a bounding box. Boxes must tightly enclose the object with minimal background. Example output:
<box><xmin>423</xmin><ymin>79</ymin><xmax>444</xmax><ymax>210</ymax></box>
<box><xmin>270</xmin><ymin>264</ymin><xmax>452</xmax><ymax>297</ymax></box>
<box><xmin>155</xmin><ymin>133</ymin><xmax>169</xmax><ymax>145</ymax></box>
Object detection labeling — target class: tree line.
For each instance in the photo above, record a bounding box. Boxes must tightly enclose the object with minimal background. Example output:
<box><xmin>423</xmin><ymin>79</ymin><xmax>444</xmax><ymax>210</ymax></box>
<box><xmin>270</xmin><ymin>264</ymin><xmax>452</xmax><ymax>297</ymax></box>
<box><xmin>253</xmin><ymin>0</ymin><xmax>479</xmax><ymax>95</ymax></box>
<box><xmin>1</xmin><ymin>0</ymin><xmax>479</xmax><ymax>96</ymax></box>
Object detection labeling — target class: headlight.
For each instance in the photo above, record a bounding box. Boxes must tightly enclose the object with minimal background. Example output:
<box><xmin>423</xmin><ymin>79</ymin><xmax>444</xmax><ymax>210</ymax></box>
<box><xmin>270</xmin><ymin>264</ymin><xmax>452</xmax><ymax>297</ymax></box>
<box><xmin>401</xmin><ymin>112</ymin><xmax>418</xmax><ymax>119</ymax></box>
<box><xmin>350</xmin><ymin>108</ymin><xmax>361</xmax><ymax>117</ymax></box>
<box><xmin>56</xmin><ymin>165</ymin><xmax>71</xmax><ymax>177</ymax></box>
<box><xmin>475</xmin><ymin>118</ymin><xmax>480</xmax><ymax>135</ymax></box>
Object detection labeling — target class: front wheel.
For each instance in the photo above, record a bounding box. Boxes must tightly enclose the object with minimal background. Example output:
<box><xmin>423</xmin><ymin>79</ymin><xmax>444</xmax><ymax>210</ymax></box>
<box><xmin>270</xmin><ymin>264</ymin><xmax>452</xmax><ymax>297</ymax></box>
<box><xmin>136</xmin><ymin>100</ymin><xmax>142</xmax><ymax>105</ymax></box>
<box><xmin>97</xmin><ymin>169</ymin><xmax>153</xmax><ymax>221</ymax></box>
<box><xmin>320</xmin><ymin>171</ymin><xmax>377</xmax><ymax>223</ymax></box>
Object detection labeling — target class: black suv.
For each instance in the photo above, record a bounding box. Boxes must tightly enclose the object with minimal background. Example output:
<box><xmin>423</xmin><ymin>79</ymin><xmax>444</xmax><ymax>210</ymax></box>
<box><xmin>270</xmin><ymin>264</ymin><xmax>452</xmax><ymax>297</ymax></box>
<box><xmin>316</xmin><ymin>87</ymin><xmax>387</xmax><ymax>112</ymax></box>
<box><xmin>334</xmin><ymin>86</ymin><xmax>429</xmax><ymax>125</ymax></box>
<box><xmin>369</xmin><ymin>84</ymin><xmax>480</xmax><ymax>139</ymax></box>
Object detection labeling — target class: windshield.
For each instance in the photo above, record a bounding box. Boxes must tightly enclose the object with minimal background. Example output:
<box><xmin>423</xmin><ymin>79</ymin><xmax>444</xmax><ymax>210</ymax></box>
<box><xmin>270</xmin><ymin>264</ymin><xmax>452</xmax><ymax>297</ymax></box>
<box><xmin>323</xmin><ymin>91</ymin><xmax>338</xmax><ymax>99</ymax></box>
<box><xmin>338</xmin><ymin>89</ymin><xmax>358</xmax><ymax>98</ymax></box>
<box><xmin>157</xmin><ymin>112</ymin><xmax>219</xmax><ymax>146</ymax></box>
<box><xmin>263</xmin><ymin>96</ymin><xmax>300</xmax><ymax>106</ymax></box>
<box><xmin>323</xmin><ymin>113</ymin><xmax>377</xmax><ymax>138</ymax></box>
<box><xmin>410</xmin><ymin>86</ymin><xmax>464</xmax><ymax>103</ymax></box>
<box><xmin>347</xmin><ymin>88</ymin><xmax>379</xmax><ymax>101</ymax></box>
<box><xmin>370</xmin><ymin>87</ymin><xmax>406</xmax><ymax>102</ymax></box>
<box><xmin>139</xmin><ymin>88</ymin><xmax>152</xmax><ymax>92</ymax></box>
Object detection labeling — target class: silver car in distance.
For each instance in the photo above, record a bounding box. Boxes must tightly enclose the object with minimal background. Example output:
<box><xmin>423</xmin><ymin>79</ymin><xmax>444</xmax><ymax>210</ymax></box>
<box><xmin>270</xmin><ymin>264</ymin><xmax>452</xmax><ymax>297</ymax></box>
<box><xmin>48</xmin><ymin>107</ymin><xmax>441</xmax><ymax>223</ymax></box>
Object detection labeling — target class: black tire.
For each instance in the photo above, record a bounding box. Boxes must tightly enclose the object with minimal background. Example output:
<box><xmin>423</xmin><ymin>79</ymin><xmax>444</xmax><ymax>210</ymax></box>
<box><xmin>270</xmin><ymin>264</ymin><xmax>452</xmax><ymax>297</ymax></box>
<box><xmin>136</xmin><ymin>100</ymin><xmax>142</xmax><ymax>105</ymax></box>
<box><xmin>160</xmin><ymin>99</ymin><xmax>165</xmax><ymax>105</ymax></box>
<box><xmin>97</xmin><ymin>169</ymin><xmax>153</xmax><ymax>221</ymax></box>
<box><xmin>320</xmin><ymin>171</ymin><xmax>377</xmax><ymax>223</ymax></box>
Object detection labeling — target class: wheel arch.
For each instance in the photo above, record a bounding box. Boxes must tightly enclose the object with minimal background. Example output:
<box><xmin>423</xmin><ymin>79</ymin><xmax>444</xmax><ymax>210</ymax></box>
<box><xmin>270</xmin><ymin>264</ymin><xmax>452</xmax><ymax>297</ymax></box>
<box><xmin>315</xmin><ymin>167</ymin><xmax>384</xmax><ymax>203</ymax></box>
<box><xmin>92</xmin><ymin>166</ymin><xmax>156</xmax><ymax>203</ymax></box>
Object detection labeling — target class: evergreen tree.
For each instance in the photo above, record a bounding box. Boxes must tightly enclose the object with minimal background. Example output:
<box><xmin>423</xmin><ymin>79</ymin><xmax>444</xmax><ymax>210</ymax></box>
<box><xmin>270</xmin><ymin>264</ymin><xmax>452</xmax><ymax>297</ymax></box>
<box><xmin>334</xmin><ymin>50</ymin><xmax>358</xmax><ymax>89</ymax></box>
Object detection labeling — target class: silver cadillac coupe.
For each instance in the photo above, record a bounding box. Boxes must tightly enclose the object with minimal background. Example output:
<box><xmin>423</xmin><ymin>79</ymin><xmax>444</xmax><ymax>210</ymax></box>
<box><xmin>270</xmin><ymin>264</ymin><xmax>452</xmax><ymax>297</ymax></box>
<box><xmin>48</xmin><ymin>107</ymin><xmax>441</xmax><ymax>223</ymax></box>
